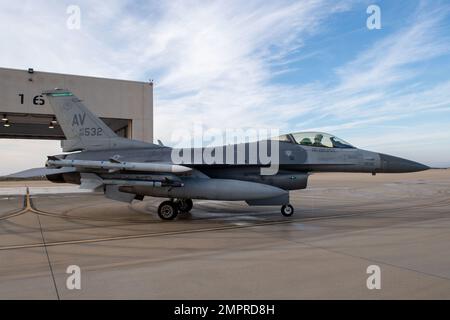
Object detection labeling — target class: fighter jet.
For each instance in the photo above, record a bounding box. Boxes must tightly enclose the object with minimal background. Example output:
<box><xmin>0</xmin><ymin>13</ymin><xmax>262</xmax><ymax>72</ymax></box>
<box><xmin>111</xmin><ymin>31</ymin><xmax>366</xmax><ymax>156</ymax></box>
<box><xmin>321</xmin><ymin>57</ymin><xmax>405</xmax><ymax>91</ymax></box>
<box><xmin>8</xmin><ymin>89</ymin><xmax>429</xmax><ymax>220</ymax></box>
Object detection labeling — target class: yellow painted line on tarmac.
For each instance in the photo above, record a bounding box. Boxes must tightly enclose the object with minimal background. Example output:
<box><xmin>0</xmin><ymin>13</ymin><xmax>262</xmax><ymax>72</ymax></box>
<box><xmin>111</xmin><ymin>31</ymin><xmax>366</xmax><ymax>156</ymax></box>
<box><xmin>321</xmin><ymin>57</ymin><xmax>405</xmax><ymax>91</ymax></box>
<box><xmin>0</xmin><ymin>188</ymin><xmax>29</xmax><ymax>221</ymax></box>
<box><xmin>25</xmin><ymin>187</ymin><xmax>32</xmax><ymax>210</ymax></box>
<box><xmin>0</xmin><ymin>209</ymin><xmax>27</xmax><ymax>221</ymax></box>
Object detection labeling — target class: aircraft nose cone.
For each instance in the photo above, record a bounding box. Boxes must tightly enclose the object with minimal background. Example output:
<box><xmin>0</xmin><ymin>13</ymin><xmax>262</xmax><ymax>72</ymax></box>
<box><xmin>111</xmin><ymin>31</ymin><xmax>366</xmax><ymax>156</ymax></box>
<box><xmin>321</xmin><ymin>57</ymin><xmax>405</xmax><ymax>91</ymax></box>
<box><xmin>379</xmin><ymin>153</ymin><xmax>429</xmax><ymax>173</ymax></box>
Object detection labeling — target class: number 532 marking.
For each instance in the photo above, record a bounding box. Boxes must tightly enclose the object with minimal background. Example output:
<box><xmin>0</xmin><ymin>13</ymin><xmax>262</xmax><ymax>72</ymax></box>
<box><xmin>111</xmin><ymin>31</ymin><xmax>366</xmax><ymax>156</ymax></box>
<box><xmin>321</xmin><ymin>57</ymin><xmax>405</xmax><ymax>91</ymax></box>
<box><xmin>80</xmin><ymin>128</ymin><xmax>103</xmax><ymax>136</ymax></box>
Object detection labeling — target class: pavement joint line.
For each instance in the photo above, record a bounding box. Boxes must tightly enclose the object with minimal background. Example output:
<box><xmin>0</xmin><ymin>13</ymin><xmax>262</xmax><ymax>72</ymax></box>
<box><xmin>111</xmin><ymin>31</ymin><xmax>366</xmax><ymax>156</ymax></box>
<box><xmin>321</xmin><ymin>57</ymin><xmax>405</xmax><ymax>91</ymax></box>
<box><xmin>0</xmin><ymin>188</ymin><xmax>61</xmax><ymax>299</ymax></box>
<box><xmin>248</xmin><ymin>222</ymin><xmax>450</xmax><ymax>283</ymax></box>
<box><xmin>0</xmin><ymin>189</ymin><xmax>383</xmax><ymax>250</ymax></box>
<box><xmin>0</xmin><ymin>205</ymin><xmax>440</xmax><ymax>251</ymax></box>
<box><xmin>0</xmin><ymin>215</ymin><xmax>355</xmax><ymax>250</ymax></box>
<box><xmin>27</xmin><ymin>187</ymin><xmax>61</xmax><ymax>300</ymax></box>
<box><xmin>0</xmin><ymin>193</ymin><xmax>28</xmax><ymax>221</ymax></box>
<box><xmin>1</xmin><ymin>188</ymin><xmax>450</xmax><ymax>252</ymax></box>
<box><xmin>0</xmin><ymin>207</ymin><xmax>379</xmax><ymax>251</ymax></box>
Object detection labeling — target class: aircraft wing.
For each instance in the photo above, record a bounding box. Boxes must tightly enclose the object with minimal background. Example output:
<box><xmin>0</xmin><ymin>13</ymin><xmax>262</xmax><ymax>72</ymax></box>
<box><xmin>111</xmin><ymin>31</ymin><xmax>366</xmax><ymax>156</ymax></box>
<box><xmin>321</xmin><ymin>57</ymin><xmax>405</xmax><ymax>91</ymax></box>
<box><xmin>5</xmin><ymin>167</ymin><xmax>77</xmax><ymax>179</ymax></box>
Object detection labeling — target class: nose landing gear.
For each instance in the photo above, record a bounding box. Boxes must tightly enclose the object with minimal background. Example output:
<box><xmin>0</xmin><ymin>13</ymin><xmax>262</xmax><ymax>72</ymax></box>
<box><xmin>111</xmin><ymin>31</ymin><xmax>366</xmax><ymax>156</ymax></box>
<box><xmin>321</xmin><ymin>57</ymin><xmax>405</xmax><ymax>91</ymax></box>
<box><xmin>281</xmin><ymin>204</ymin><xmax>294</xmax><ymax>217</ymax></box>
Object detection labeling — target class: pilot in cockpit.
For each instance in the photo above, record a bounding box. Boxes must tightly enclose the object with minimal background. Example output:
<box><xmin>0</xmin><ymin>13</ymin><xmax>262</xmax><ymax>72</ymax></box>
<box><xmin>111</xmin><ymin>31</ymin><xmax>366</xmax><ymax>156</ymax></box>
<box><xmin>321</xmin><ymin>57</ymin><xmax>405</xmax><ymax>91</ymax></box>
<box><xmin>313</xmin><ymin>134</ymin><xmax>325</xmax><ymax>147</ymax></box>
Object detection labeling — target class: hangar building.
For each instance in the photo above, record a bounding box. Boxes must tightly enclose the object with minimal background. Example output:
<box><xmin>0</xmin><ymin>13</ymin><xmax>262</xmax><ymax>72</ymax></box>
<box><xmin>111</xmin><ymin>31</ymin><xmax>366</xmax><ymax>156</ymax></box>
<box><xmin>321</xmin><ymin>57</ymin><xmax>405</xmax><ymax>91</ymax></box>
<box><xmin>0</xmin><ymin>67</ymin><xmax>153</xmax><ymax>146</ymax></box>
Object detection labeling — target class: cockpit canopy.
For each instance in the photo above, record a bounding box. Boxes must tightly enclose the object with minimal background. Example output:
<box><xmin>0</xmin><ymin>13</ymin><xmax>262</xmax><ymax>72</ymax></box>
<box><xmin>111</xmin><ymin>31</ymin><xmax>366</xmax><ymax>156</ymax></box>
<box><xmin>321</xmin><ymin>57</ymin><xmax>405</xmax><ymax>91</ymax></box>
<box><xmin>274</xmin><ymin>132</ymin><xmax>355</xmax><ymax>149</ymax></box>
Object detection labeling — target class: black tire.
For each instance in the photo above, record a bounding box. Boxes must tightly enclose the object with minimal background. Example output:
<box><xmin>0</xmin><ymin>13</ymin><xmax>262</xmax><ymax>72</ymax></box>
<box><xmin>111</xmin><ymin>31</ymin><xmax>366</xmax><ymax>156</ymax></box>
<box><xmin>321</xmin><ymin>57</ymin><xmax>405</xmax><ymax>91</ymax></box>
<box><xmin>158</xmin><ymin>201</ymin><xmax>179</xmax><ymax>220</ymax></box>
<box><xmin>281</xmin><ymin>204</ymin><xmax>294</xmax><ymax>217</ymax></box>
<box><xmin>178</xmin><ymin>199</ymin><xmax>193</xmax><ymax>213</ymax></box>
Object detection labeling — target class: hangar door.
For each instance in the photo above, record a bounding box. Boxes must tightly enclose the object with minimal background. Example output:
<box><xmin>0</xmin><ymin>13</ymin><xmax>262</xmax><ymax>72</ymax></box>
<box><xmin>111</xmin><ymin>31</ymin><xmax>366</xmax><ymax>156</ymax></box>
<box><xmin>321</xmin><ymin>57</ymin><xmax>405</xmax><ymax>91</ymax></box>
<box><xmin>0</xmin><ymin>67</ymin><xmax>153</xmax><ymax>142</ymax></box>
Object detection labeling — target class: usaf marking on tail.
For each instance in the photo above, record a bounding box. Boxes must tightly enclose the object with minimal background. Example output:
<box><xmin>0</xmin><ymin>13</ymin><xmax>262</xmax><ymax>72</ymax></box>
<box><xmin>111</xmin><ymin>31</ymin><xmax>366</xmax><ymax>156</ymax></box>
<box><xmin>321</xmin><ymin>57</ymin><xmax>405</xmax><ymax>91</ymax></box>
<box><xmin>72</xmin><ymin>113</ymin><xmax>86</xmax><ymax>126</ymax></box>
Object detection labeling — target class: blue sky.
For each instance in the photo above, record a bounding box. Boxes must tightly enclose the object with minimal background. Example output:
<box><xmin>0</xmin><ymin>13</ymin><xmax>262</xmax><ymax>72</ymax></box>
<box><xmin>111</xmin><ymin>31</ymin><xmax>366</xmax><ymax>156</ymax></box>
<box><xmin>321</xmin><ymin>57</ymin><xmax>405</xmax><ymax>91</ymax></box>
<box><xmin>0</xmin><ymin>0</ymin><xmax>449</xmax><ymax>174</ymax></box>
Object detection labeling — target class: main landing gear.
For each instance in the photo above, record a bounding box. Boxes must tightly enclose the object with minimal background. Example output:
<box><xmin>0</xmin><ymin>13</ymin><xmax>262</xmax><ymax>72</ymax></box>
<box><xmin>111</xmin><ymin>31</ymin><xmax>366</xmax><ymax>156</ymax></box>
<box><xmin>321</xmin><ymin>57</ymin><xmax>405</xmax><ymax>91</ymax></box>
<box><xmin>177</xmin><ymin>199</ymin><xmax>193</xmax><ymax>214</ymax></box>
<box><xmin>157</xmin><ymin>198</ymin><xmax>193</xmax><ymax>220</ymax></box>
<box><xmin>281</xmin><ymin>204</ymin><xmax>294</xmax><ymax>217</ymax></box>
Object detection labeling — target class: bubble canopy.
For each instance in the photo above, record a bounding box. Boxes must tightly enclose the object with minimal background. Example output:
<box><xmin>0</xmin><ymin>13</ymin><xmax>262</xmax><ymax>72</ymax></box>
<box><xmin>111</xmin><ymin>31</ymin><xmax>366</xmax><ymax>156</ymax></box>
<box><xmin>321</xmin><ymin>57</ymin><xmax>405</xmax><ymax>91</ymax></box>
<box><xmin>274</xmin><ymin>132</ymin><xmax>355</xmax><ymax>149</ymax></box>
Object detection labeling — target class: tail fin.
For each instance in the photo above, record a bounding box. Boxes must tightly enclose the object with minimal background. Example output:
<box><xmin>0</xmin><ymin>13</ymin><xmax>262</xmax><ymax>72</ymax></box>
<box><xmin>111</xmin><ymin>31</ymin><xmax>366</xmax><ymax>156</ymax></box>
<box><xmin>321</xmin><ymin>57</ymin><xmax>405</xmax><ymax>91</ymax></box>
<box><xmin>43</xmin><ymin>89</ymin><xmax>155</xmax><ymax>152</ymax></box>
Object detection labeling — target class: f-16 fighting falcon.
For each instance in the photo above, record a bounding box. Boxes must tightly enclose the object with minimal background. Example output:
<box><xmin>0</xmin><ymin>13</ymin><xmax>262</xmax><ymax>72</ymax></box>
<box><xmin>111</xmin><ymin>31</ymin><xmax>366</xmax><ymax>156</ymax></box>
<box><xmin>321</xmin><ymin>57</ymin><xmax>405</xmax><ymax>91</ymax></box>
<box><xmin>8</xmin><ymin>89</ymin><xmax>429</xmax><ymax>220</ymax></box>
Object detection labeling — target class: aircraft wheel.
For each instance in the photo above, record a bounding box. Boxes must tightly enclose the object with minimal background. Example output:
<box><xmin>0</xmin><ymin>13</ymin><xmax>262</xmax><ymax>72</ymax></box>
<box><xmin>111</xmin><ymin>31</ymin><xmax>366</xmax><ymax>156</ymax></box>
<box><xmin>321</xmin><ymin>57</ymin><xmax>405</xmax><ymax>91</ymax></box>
<box><xmin>178</xmin><ymin>199</ymin><xmax>193</xmax><ymax>213</ymax></box>
<box><xmin>281</xmin><ymin>204</ymin><xmax>294</xmax><ymax>217</ymax></box>
<box><xmin>158</xmin><ymin>201</ymin><xmax>179</xmax><ymax>220</ymax></box>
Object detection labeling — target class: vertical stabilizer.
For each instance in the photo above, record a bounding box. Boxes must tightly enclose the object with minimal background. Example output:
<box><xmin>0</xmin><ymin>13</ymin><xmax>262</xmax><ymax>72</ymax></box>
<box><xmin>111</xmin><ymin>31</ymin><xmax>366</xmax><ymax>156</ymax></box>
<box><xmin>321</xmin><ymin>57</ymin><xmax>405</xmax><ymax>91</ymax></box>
<box><xmin>42</xmin><ymin>89</ymin><xmax>156</xmax><ymax>152</ymax></box>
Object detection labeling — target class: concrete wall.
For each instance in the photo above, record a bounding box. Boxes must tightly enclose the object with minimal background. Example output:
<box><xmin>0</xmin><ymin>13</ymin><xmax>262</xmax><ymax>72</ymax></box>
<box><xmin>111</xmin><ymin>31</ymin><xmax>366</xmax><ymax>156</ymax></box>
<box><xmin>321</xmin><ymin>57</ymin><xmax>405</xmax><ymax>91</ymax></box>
<box><xmin>0</xmin><ymin>67</ymin><xmax>153</xmax><ymax>142</ymax></box>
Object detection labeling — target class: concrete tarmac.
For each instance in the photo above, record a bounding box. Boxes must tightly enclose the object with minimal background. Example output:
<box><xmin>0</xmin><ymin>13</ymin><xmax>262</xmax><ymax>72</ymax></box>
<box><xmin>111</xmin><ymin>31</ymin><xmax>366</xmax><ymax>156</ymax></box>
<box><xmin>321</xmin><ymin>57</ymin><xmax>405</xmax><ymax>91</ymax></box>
<box><xmin>0</xmin><ymin>170</ymin><xmax>449</xmax><ymax>299</ymax></box>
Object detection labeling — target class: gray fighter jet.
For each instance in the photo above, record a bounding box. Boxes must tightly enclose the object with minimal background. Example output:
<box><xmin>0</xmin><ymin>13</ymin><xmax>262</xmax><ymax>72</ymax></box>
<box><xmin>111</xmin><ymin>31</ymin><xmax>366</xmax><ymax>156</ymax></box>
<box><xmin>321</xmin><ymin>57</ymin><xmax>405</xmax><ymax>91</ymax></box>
<box><xmin>8</xmin><ymin>89</ymin><xmax>429</xmax><ymax>220</ymax></box>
